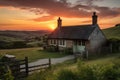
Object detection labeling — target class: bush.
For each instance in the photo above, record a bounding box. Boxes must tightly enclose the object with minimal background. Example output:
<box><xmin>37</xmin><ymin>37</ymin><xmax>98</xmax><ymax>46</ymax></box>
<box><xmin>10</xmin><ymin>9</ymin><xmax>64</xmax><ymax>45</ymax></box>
<box><xmin>0</xmin><ymin>41</ymin><xmax>13</xmax><ymax>49</ymax></box>
<box><xmin>102</xmin><ymin>66</ymin><xmax>119</xmax><ymax>80</ymax></box>
<box><xmin>63</xmin><ymin>48</ymin><xmax>73</xmax><ymax>54</ymax></box>
<box><xmin>77</xmin><ymin>60</ymin><xmax>120</xmax><ymax>80</ymax></box>
<box><xmin>77</xmin><ymin>61</ymin><xmax>97</xmax><ymax>80</ymax></box>
<box><xmin>56</xmin><ymin>69</ymin><xmax>79</xmax><ymax>80</ymax></box>
<box><xmin>45</xmin><ymin>45</ymin><xmax>58</xmax><ymax>52</ymax></box>
<box><xmin>0</xmin><ymin>41</ymin><xmax>27</xmax><ymax>49</ymax></box>
<box><xmin>26</xmin><ymin>59</ymin><xmax>120</xmax><ymax>80</ymax></box>
<box><xmin>12</xmin><ymin>41</ymin><xmax>27</xmax><ymax>48</ymax></box>
<box><xmin>26</xmin><ymin>71</ymin><xmax>46</xmax><ymax>80</ymax></box>
<box><xmin>0</xmin><ymin>63</ymin><xmax>14</xmax><ymax>80</ymax></box>
<box><xmin>26</xmin><ymin>70</ymin><xmax>54</xmax><ymax>80</ymax></box>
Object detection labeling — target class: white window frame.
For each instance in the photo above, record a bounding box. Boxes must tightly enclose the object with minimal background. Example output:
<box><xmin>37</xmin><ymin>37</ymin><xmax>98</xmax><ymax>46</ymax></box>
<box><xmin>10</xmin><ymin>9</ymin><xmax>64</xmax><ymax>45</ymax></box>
<box><xmin>58</xmin><ymin>40</ymin><xmax>66</xmax><ymax>47</ymax></box>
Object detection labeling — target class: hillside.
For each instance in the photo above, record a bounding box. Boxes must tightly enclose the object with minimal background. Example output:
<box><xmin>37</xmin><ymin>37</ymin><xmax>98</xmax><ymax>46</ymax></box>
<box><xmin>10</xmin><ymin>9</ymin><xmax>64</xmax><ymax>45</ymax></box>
<box><xmin>0</xmin><ymin>26</ymin><xmax>120</xmax><ymax>42</ymax></box>
<box><xmin>0</xmin><ymin>30</ymin><xmax>50</xmax><ymax>42</ymax></box>
<box><xmin>102</xmin><ymin>26</ymin><xmax>120</xmax><ymax>39</ymax></box>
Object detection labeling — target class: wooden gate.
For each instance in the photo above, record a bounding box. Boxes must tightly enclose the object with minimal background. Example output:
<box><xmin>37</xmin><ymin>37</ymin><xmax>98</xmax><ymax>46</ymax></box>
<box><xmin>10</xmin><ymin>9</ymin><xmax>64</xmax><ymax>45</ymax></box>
<box><xmin>7</xmin><ymin>57</ymin><xmax>51</xmax><ymax>79</ymax></box>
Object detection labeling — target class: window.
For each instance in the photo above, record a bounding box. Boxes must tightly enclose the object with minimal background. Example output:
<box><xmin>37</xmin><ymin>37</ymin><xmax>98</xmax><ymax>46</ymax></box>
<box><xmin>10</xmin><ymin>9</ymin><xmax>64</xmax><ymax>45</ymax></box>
<box><xmin>82</xmin><ymin>41</ymin><xmax>85</xmax><ymax>45</ymax></box>
<box><xmin>78</xmin><ymin>41</ymin><xmax>81</xmax><ymax>45</ymax></box>
<box><xmin>53</xmin><ymin>39</ymin><xmax>56</xmax><ymax>44</ymax></box>
<box><xmin>78</xmin><ymin>40</ymin><xmax>85</xmax><ymax>46</ymax></box>
<box><xmin>50</xmin><ymin>40</ymin><xmax>52</xmax><ymax>44</ymax></box>
<box><xmin>50</xmin><ymin>39</ymin><xmax>55</xmax><ymax>44</ymax></box>
<box><xmin>50</xmin><ymin>39</ymin><xmax>52</xmax><ymax>44</ymax></box>
<box><xmin>74</xmin><ymin>41</ymin><xmax>77</xmax><ymax>45</ymax></box>
<box><xmin>63</xmin><ymin>40</ymin><xmax>65</xmax><ymax>45</ymax></box>
<box><xmin>59</xmin><ymin>40</ymin><xmax>65</xmax><ymax>45</ymax></box>
<box><xmin>60</xmin><ymin>40</ymin><xmax>62</xmax><ymax>45</ymax></box>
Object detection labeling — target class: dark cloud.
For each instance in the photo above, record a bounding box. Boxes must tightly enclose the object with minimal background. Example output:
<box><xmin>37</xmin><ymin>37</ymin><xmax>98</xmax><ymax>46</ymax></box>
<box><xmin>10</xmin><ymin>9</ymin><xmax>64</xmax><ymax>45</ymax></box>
<box><xmin>76</xmin><ymin>0</ymin><xmax>104</xmax><ymax>6</ymax></box>
<box><xmin>0</xmin><ymin>0</ymin><xmax>120</xmax><ymax>21</ymax></box>
<box><xmin>95</xmin><ymin>6</ymin><xmax>120</xmax><ymax>17</ymax></box>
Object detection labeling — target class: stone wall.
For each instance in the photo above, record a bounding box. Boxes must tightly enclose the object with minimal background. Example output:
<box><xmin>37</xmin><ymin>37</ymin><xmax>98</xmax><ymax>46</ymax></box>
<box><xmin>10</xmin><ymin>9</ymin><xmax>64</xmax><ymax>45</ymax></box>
<box><xmin>87</xmin><ymin>27</ymin><xmax>106</xmax><ymax>54</ymax></box>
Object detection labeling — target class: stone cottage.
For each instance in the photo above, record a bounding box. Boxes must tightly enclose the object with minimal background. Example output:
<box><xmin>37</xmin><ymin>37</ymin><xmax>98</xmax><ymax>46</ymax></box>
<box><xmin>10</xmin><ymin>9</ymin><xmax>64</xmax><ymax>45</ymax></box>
<box><xmin>47</xmin><ymin>12</ymin><xmax>106</xmax><ymax>56</ymax></box>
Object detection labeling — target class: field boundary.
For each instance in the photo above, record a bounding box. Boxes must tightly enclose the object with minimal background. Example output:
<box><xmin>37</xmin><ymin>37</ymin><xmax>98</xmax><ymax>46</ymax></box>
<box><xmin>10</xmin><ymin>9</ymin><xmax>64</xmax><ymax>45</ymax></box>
<box><xmin>7</xmin><ymin>57</ymin><xmax>51</xmax><ymax>79</ymax></box>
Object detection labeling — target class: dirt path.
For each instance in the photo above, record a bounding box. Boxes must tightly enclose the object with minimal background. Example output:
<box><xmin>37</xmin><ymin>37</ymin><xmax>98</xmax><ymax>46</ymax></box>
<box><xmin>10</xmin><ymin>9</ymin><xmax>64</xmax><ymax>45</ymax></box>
<box><xmin>28</xmin><ymin>55</ymin><xmax>74</xmax><ymax>66</ymax></box>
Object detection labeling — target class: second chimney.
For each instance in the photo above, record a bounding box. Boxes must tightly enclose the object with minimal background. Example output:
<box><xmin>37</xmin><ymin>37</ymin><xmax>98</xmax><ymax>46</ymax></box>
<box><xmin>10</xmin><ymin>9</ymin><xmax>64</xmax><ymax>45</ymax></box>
<box><xmin>92</xmin><ymin>12</ymin><xmax>98</xmax><ymax>25</ymax></box>
<box><xmin>57</xmin><ymin>17</ymin><xmax>62</xmax><ymax>28</ymax></box>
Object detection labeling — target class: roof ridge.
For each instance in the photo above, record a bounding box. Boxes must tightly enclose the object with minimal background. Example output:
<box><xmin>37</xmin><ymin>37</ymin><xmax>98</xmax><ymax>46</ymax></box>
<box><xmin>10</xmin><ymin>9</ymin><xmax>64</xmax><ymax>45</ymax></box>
<box><xmin>61</xmin><ymin>24</ymin><xmax>92</xmax><ymax>27</ymax></box>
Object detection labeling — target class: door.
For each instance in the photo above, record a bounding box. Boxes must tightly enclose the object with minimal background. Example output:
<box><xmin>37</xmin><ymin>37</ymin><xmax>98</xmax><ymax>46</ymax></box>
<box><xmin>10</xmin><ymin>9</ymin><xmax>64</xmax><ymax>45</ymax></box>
<box><xmin>73</xmin><ymin>40</ymin><xmax>85</xmax><ymax>53</ymax></box>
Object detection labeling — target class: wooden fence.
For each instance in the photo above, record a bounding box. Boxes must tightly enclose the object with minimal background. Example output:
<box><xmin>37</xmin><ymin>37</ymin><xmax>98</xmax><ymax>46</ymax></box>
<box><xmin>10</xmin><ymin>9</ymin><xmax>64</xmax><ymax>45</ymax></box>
<box><xmin>8</xmin><ymin>57</ymin><xmax>51</xmax><ymax>79</ymax></box>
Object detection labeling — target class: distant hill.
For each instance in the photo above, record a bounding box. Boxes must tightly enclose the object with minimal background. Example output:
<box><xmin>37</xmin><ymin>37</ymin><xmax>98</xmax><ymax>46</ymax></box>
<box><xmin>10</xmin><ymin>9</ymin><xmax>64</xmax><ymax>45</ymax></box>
<box><xmin>0</xmin><ymin>35</ymin><xmax>22</xmax><ymax>42</ymax></box>
<box><xmin>102</xmin><ymin>25</ymin><xmax>120</xmax><ymax>39</ymax></box>
<box><xmin>0</xmin><ymin>30</ymin><xmax>50</xmax><ymax>42</ymax></box>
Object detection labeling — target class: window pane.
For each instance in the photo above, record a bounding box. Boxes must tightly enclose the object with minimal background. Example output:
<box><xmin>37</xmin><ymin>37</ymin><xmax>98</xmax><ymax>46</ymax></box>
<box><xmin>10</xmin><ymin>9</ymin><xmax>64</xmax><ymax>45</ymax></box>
<box><xmin>82</xmin><ymin>41</ymin><xmax>85</xmax><ymax>45</ymax></box>
<box><xmin>51</xmin><ymin>39</ymin><xmax>53</xmax><ymax>44</ymax></box>
<box><xmin>50</xmin><ymin>40</ymin><xmax>52</xmax><ymax>44</ymax></box>
<box><xmin>60</xmin><ymin>40</ymin><xmax>62</xmax><ymax>45</ymax></box>
<box><xmin>54</xmin><ymin>39</ymin><xmax>56</xmax><ymax>44</ymax></box>
<box><xmin>63</xmin><ymin>40</ymin><xmax>64</xmax><ymax>45</ymax></box>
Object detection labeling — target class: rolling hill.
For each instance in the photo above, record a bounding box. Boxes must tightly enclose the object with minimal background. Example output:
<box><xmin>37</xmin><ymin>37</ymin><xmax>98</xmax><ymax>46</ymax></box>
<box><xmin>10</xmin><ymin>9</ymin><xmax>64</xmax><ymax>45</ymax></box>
<box><xmin>0</xmin><ymin>30</ymin><xmax>50</xmax><ymax>42</ymax></box>
<box><xmin>102</xmin><ymin>26</ymin><xmax>120</xmax><ymax>39</ymax></box>
<box><xmin>0</xmin><ymin>25</ymin><xmax>119</xmax><ymax>42</ymax></box>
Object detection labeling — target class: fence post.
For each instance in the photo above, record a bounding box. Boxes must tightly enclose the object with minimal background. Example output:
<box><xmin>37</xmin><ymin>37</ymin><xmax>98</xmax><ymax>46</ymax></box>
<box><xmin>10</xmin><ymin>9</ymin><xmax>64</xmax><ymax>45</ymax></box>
<box><xmin>48</xmin><ymin>58</ymin><xmax>51</xmax><ymax>69</ymax></box>
<box><xmin>25</xmin><ymin>57</ymin><xmax>28</xmax><ymax>76</ymax></box>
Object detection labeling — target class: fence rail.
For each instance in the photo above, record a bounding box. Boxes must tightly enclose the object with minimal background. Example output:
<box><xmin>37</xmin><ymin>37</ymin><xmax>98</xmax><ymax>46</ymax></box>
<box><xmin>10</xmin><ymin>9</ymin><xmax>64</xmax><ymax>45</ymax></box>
<box><xmin>7</xmin><ymin>57</ymin><xmax>51</xmax><ymax>79</ymax></box>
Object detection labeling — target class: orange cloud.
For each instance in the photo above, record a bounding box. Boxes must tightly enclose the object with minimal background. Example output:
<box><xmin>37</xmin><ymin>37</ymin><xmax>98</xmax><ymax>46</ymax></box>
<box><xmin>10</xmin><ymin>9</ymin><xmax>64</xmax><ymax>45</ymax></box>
<box><xmin>33</xmin><ymin>16</ymin><xmax>55</xmax><ymax>22</ymax></box>
<box><xmin>0</xmin><ymin>0</ymin><xmax>120</xmax><ymax>30</ymax></box>
<box><xmin>0</xmin><ymin>0</ymin><xmax>120</xmax><ymax>18</ymax></box>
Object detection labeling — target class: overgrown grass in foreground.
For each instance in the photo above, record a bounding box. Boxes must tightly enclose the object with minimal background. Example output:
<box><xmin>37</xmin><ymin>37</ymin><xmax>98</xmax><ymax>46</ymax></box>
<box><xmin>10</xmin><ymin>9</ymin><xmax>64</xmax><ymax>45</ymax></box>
<box><xmin>26</xmin><ymin>53</ymin><xmax>120</xmax><ymax>80</ymax></box>
<box><xmin>0</xmin><ymin>47</ymin><xmax>68</xmax><ymax>62</ymax></box>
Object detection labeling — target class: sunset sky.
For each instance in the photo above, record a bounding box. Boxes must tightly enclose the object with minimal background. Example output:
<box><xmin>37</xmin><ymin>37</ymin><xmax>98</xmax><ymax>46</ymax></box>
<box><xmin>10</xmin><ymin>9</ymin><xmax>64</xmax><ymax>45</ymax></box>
<box><xmin>0</xmin><ymin>0</ymin><xmax>120</xmax><ymax>31</ymax></box>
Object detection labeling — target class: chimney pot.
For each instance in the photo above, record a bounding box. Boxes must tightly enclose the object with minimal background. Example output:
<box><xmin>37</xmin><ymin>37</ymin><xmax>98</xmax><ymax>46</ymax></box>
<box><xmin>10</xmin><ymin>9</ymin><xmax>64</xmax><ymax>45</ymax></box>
<box><xmin>57</xmin><ymin>17</ymin><xmax>62</xmax><ymax>28</ymax></box>
<box><xmin>92</xmin><ymin>12</ymin><xmax>98</xmax><ymax>25</ymax></box>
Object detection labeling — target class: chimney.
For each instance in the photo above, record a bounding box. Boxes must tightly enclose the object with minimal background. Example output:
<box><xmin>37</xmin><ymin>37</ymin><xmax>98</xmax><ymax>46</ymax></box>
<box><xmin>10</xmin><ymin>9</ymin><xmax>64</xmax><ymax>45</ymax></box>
<box><xmin>92</xmin><ymin>12</ymin><xmax>98</xmax><ymax>25</ymax></box>
<box><xmin>57</xmin><ymin>17</ymin><xmax>62</xmax><ymax>28</ymax></box>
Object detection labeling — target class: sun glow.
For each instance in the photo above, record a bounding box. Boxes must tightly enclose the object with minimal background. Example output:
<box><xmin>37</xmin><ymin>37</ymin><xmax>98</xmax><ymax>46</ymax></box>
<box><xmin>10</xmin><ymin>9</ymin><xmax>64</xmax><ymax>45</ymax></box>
<box><xmin>49</xmin><ymin>24</ymin><xmax>56</xmax><ymax>30</ymax></box>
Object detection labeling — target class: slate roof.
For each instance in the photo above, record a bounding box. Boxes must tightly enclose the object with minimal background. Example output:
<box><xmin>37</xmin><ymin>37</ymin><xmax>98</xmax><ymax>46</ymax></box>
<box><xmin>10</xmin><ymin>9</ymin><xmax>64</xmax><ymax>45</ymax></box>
<box><xmin>48</xmin><ymin>24</ymin><xmax>97</xmax><ymax>40</ymax></box>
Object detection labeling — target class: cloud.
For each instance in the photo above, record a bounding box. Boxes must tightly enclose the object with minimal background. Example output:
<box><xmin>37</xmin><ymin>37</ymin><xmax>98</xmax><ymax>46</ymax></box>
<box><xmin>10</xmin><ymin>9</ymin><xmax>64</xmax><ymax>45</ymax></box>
<box><xmin>95</xmin><ymin>6</ymin><xmax>120</xmax><ymax>17</ymax></box>
<box><xmin>81</xmin><ymin>20</ymin><xmax>92</xmax><ymax>24</ymax></box>
<box><xmin>0</xmin><ymin>0</ymin><xmax>120</xmax><ymax>21</ymax></box>
<box><xmin>76</xmin><ymin>0</ymin><xmax>103</xmax><ymax>6</ymax></box>
<box><xmin>33</xmin><ymin>16</ymin><xmax>55</xmax><ymax>22</ymax></box>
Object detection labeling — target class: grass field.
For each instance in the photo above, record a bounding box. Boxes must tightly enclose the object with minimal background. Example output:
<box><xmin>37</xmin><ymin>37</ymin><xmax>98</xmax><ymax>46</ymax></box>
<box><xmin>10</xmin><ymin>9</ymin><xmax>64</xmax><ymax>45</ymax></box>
<box><xmin>53</xmin><ymin>52</ymin><xmax>120</xmax><ymax>72</ymax></box>
<box><xmin>0</xmin><ymin>35</ymin><xmax>22</xmax><ymax>42</ymax></box>
<box><xmin>26</xmin><ymin>52</ymin><xmax>120</xmax><ymax>80</ymax></box>
<box><xmin>103</xmin><ymin>26</ymin><xmax>120</xmax><ymax>39</ymax></box>
<box><xmin>0</xmin><ymin>47</ymin><xmax>68</xmax><ymax>62</ymax></box>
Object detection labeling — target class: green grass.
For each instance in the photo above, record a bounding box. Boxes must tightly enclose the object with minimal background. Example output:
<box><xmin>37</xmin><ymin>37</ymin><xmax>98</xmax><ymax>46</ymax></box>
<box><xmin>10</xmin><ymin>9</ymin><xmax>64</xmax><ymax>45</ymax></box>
<box><xmin>102</xmin><ymin>26</ymin><xmax>120</xmax><ymax>39</ymax></box>
<box><xmin>27</xmin><ymin>41</ymin><xmax>43</xmax><ymax>47</ymax></box>
<box><xmin>0</xmin><ymin>35</ymin><xmax>22</xmax><ymax>42</ymax></box>
<box><xmin>55</xmin><ymin>53</ymin><xmax>120</xmax><ymax>71</ymax></box>
<box><xmin>0</xmin><ymin>47</ymin><xmax>68</xmax><ymax>62</ymax></box>
<box><xmin>26</xmin><ymin>53</ymin><xmax>120</xmax><ymax>80</ymax></box>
